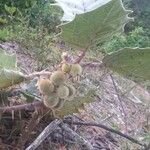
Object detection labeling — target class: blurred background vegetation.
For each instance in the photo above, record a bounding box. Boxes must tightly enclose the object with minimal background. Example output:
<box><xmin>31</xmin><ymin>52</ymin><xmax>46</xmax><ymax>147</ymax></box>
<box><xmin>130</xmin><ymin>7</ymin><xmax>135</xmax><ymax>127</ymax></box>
<box><xmin>102</xmin><ymin>0</ymin><xmax>150</xmax><ymax>53</ymax></box>
<box><xmin>0</xmin><ymin>0</ymin><xmax>150</xmax><ymax>57</ymax></box>
<box><xmin>0</xmin><ymin>0</ymin><xmax>63</xmax><ymax>69</ymax></box>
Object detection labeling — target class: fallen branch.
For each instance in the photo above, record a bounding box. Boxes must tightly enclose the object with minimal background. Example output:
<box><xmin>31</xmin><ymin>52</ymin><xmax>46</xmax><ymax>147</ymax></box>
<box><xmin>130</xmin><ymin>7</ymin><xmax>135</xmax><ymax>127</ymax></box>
<box><xmin>0</xmin><ymin>101</ymin><xmax>43</xmax><ymax>113</ymax></box>
<box><xmin>63</xmin><ymin>120</ymin><xmax>146</xmax><ymax>148</ymax></box>
<box><xmin>61</xmin><ymin>124</ymin><xmax>93</xmax><ymax>150</ymax></box>
<box><xmin>25</xmin><ymin>119</ymin><xmax>62</xmax><ymax>150</ymax></box>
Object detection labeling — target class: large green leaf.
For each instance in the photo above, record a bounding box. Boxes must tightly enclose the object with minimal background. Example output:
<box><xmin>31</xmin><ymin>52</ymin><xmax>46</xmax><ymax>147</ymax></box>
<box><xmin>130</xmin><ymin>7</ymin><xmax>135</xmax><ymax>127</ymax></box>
<box><xmin>0</xmin><ymin>49</ymin><xmax>17</xmax><ymax>69</ymax></box>
<box><xmin>0</xmin><ymin>69</ymin><xmax>25</xmax><ymax>89</ymax></box>
<box><xmin>0</xmin><ymin>50</ymin><xmax>25</xmax><ymax>89</ymax></box>
<box><xmin>59</xmin><ymin>0</ymin><xmax>132</xmax><ymax>49</ymax></box>
<box><xmin>102</xmin><ymin>47</ymin><xmax>150</xmax><ymax>83</ymax></box>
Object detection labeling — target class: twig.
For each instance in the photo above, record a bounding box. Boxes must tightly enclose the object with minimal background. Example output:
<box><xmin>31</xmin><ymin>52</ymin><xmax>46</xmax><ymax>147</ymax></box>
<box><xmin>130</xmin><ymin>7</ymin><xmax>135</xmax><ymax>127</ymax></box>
<box><xmin>17</xmin><ymin>111</ymin><xmax>41</xmax><ymax>149</ymax></box>
<box><xmin>63</xmin><ymin>120</ymin><xmax>146</xmax><ymax>147</ymax></box>
<box><xmin>61</xmin><ymin>124</ymin><xmax>93</xmax><ymax>150</ymax></box>
<box><xmin>24</xmin><ymin>61</ymin><xmax>104</xmax><ymax>79</ymax></box>
<box><xmin>24</xmin><ymin>61</ymin><xmax>104</xmax><ymax>77</ymax></box>
<box><xmin>81</xmin><ymin>61</ymin><xmax>104</xmax><ymax>68</ymax></box>
<box><xmin>74</xmin><ymin>50</ymin><xmax>86</xmax><ymax>63</ymax></box>
<box><xmin>110</xmin><ymin>74</ymin><xmax>126</xmax><ymax>115</ymax></box>
<box><xmin>109</xmin><ymin>74</ymin><xmax>128</xmax><ymax>131</ymax></box>
<box><xmin>23</xmin><ymin>60</ymin><xmax>105</xmax><ymax>80</ymax></box>
<box><xmin>24</xmin><ymin>71</ymin><xmax>52</xmax><ymax>80</ymax></box>
<box><xmin>0</xmin><ymin>101</ymin><xmax>43</xmax><ymax>113</ymax></box>
<box><xmin>25</xmin><ymin>119</ymin><xmax>62</xmax><ymax>150</ymax></box>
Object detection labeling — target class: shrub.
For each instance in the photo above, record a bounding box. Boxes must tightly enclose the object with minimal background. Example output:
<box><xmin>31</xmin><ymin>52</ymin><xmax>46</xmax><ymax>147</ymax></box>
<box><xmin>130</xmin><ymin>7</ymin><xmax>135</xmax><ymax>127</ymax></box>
<box><xmin>103</xmin><ymin>27</ymin><xmax>150</xmax><ymax>53</ymax></box>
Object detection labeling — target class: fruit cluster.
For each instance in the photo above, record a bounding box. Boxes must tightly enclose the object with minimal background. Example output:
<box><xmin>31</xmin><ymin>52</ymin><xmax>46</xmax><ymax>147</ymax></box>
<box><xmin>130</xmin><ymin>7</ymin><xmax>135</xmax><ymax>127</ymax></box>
<box><xmin>37</xmin><ymin>53</ymin><xmax>83</xmax><ymax>113</ymax></box>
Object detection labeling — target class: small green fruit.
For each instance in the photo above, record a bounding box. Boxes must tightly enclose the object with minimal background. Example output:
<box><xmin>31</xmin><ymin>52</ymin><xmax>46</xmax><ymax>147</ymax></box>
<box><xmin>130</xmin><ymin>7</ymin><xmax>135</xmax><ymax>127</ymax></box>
<box><xmin>50</xmin><ymin>71</ymin><xmax>66</xmax><ymax>86</ymax></box>
<box><xmin>57</xmin><ymin>85</ymin><xmax>69</xmax><ymax>99</ymax></box>
<box><xmin>70</xmin><ymin>64</ymin><xmax>82</xmax><ymax>76</ymax></box>
<box><xmin>62</xmin><ymin>63</ymin><xmax>71</xmax><ymax>73</ymax></box>
<box><xmin>37</xmin><ymin>78</ymin><xmax>54</xmax><ymax>95</ymax></box>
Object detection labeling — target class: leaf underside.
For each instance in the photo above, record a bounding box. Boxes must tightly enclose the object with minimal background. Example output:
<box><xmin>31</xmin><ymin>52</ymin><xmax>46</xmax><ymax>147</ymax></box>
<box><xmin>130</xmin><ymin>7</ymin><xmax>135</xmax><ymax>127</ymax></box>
<box><xmin>59</xmin><ymin>0</ymin><xmax>132</xmax><ymax>49</ymax></box>
<box><xmin>103</xmin><ymin>47</ymin><xmax>150</xmax><ymax>83</ymax></box>
<box><xmin>0</xmin><ymin>69</ymin><xmax>25</xmax><ymax>89</ymax></box>
<box><xmin>0</xmin><ymin>50</ymin><xmax>25</xmax><ymax>89</ymax></box>
<box><xmin>0</xmin><ymin>49</ymin><xmax>17</xmax><ymax>69</ymax></box>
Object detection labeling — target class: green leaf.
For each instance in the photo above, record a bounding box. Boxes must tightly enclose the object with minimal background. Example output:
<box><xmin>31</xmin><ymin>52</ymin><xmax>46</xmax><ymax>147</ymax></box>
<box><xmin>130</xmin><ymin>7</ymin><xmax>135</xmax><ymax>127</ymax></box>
<box><xmin>102</xmin><ymin>47</ymin><xmax>150</xmax><ymax>83</ymax></box>
<box><xmin>0</xmin><ymin>17</ymin><xmax>8</xmax><ymax>24</ymax></box>
<box><xmin>0</xmin><ymin>50</ymin><xmax>25</xmax><ymax>89</ymax></box>
<box><xmin>55</xmin><ymin>90</ymin><xmax>95</xmax><ymax>118</ymax></box>
<box><xmin>0</xmin><ymin>69</ymin><xmax>25</xmax><ymax>89</ymax></box>
<box><xmin>0</xmin><ymin>49</ymin><xmax>17</xmax><ymax>69</ymax></box>
<box><xmin>0</xmin><ymin>29</ymin><xmax>9</xmax><ymax>41</ymax></box>
<box><xmin>4</xmin><ymin>5</ymin><xmax>16</xmax><ymax>15</ymax></box>
<box><xmin>21</xmin><ymin>78</ymin><xmax>39</xmax><ymax>102</ymax></box>
<box><xmin>59</xmin><ymin>0</ymin><xmax>132</xmax><ymax>49</ymax></box>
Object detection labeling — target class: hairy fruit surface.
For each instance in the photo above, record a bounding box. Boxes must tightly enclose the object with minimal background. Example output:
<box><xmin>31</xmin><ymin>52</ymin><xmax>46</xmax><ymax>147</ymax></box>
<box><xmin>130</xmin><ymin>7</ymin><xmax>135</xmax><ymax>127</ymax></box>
<box><xmin>50</xmin><ymin>71</ymin><xmax>66</xmax><ymax>86</ymax></box>
<box><xmin>62</xmin><ymin>63</ymin><xmax>71</xmax><ymax>73</ymax></box>
<box><xmin>57</xmin><ymin>85</ymin><xmax>69</xmax><ymax>99</ymax></box>
<box><xmin>70</xmin><ymin>64</ymin><xmax>82</xmax><ymax>76</ymax></box>
<box><xmin>37</xmin><ymin>78</ymin><xmax>54</xmax><ymax>95</ymax></box>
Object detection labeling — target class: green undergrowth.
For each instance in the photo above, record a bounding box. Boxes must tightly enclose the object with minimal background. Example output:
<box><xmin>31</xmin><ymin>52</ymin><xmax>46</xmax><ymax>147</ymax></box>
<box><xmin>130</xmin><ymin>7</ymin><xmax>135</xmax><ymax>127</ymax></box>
<box><xmin>0</xmin><ymin>0</ymin><xmax>62</xmax><ymax>70</ymax></box>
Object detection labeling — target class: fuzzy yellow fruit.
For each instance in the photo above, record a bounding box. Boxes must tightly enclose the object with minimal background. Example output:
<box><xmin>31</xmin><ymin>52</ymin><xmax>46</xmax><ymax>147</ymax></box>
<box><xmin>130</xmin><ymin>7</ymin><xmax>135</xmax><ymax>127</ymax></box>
<box><xmin>43</xmin><ymin>94</ymin><xmax>59</xmax><ymax>108</ymax></box>
<box><xmin>62</xmin><ymin>63</ymin><xmax>71</xmax><ymax>73</ymax></box>
<box><xmin>50</xmin><ymin>71</ymin><xmax>66</xmax><ymax>86</ymax></box>
<box><xmin>70</xmin><ymin>64</ymin><xmax>82</xmax><ymax>76</ymax></box>
<box><xmin>37</xmin><ymin>78</ymin><xmax>54</xmax><ymax>95</ymax></box>
<box><xmin>57</xmin><ymin>85</ymin><xmax>69</xmax><ymax>99</ymax></box>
